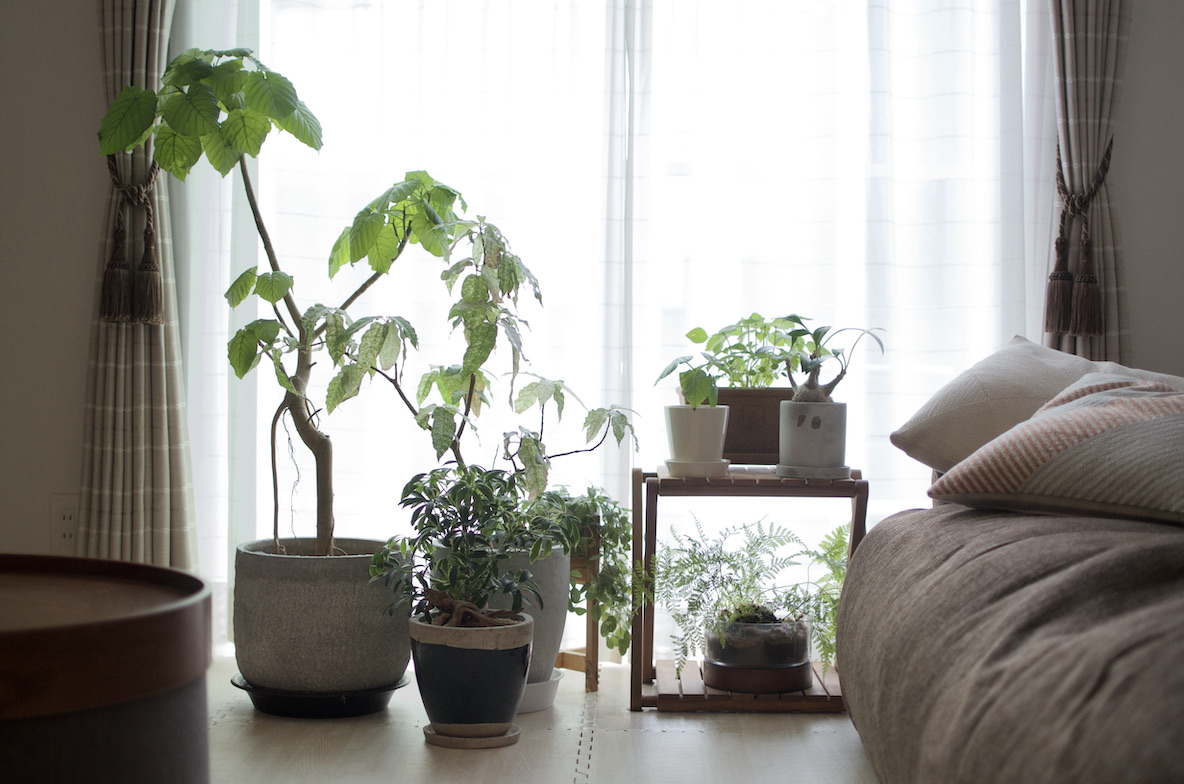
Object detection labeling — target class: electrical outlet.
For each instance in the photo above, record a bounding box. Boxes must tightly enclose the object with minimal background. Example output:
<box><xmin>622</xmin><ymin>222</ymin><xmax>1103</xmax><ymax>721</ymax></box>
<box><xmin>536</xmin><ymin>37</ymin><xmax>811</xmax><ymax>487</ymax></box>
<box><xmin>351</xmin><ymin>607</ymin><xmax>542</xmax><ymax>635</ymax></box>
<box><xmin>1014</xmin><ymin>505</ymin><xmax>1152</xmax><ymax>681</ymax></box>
<box><xmin>49</xmin><ymin>493</ymin><xmax>79</xmax><ymax>554</ymax></box>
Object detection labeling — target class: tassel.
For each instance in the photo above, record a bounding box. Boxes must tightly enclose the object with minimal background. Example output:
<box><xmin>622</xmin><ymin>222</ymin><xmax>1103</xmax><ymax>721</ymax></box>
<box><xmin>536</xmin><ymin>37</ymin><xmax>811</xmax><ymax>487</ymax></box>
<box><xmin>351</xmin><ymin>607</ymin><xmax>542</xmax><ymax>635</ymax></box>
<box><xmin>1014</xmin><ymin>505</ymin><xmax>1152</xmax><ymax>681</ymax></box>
<box><xmin>1068</xmin><ymin>238</ymin><xmax>1103</xmax><ymax>337</ymax></box>
<box><xmin>1043</xmin><ymin>236</ymin><xmax>1073</xmax><ymax>334</ymax></box>
<box><xmin>134</xmin><ymin>225</ymin><xmax>164</xmax><ymax>325</ymax></box>
<box><xmin>100</xmin><ymin>224</ymin><xmax>132</xmax><ymax>322</ymax></box>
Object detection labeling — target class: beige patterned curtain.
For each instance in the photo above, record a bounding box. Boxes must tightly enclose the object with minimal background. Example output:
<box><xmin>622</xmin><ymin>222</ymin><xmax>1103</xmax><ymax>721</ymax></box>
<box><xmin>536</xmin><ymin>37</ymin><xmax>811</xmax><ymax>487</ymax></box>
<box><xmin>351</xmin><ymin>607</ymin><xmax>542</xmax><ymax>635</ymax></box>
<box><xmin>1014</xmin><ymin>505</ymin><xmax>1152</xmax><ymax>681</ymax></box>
<box><xmin>1043</xmin><ymin>0</ymin><xmax>1132</xmax><ymax>360</ymax></box>
<box><xmin>78</xmin><ymin>0</ymin><xmax>197</xmax><ymax>572</ymax></box>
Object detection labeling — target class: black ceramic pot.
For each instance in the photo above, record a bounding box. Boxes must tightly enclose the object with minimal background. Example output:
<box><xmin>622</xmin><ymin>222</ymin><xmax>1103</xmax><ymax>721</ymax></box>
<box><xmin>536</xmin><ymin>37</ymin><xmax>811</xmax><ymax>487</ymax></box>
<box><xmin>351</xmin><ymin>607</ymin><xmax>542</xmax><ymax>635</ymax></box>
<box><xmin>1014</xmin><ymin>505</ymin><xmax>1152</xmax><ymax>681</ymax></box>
<box><xmin>409</xmin><ymin>614</ymin><xmax>533</xmax><ymax>748</ymax></box>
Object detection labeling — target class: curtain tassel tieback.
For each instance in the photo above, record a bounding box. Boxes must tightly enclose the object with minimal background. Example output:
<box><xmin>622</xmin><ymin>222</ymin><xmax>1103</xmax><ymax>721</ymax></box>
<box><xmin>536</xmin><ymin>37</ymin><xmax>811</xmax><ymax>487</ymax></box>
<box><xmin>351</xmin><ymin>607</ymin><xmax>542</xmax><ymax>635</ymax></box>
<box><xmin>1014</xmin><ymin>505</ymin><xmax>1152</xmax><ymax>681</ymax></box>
<box><xmin>100</xmin><ymin>221</ymin><xmax>133</xmax><ymax>322</ymax></box>
<box><xmin>102</xmin><ymin>157</ymin><xmax>163</xmax><ymax>324</ymax></box>
<box><xmin>1044</xmin><ymin>140</ymin><xmax>1111</xmax><ymax>337</ymax></box>
<box><xmin>134</xmin><ymin>223</ymin><xmax>164</xmax><ymax>325</ymax></box>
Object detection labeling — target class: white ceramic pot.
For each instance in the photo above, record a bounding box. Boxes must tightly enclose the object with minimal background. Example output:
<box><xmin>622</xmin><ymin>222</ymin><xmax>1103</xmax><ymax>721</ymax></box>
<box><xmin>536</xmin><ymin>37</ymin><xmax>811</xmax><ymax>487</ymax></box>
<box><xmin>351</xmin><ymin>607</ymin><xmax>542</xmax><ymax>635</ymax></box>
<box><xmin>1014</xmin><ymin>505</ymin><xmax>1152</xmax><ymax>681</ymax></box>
<box><xmin>777</xmin><ymin>401</ymin><xmax>850</xmax><ymax>479</ymax></box>
<box><xmin>665</xmin><ymin>405</ymin><xmax>729</xmax><ymax>461</ymax></box>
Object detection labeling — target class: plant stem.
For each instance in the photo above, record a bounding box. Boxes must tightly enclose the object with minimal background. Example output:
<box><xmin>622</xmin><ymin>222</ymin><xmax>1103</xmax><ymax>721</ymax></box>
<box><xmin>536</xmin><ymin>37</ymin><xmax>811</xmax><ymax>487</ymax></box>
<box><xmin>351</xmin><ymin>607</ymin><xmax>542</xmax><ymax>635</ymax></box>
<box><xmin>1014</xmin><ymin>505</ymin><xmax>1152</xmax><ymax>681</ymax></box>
<box><xmin>238</xmin><ymin>157</ymin><xmax>335</xmax><ymax>555</ymax></box>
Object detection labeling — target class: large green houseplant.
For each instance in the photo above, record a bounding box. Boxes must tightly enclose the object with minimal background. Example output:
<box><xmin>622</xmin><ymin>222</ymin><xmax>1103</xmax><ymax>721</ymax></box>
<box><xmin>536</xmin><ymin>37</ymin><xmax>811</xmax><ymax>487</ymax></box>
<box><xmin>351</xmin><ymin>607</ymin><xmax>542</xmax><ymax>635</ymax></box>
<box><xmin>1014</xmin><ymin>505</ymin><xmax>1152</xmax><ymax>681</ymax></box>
<box><xmin>98</xmin><ymin>47</ymin><xmax>633</xmax><ymax>719</ymax></box>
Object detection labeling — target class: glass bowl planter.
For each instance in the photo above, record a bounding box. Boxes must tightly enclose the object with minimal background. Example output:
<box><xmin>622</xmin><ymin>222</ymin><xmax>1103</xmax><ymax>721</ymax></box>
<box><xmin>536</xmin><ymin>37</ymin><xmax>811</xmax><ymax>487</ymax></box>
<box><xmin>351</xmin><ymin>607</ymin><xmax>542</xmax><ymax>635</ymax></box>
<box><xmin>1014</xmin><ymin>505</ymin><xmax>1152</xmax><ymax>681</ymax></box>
<box><xmin>702</xmin><ymin>620</ymin><xmax>813</xmax><ymax>693</ymax></box>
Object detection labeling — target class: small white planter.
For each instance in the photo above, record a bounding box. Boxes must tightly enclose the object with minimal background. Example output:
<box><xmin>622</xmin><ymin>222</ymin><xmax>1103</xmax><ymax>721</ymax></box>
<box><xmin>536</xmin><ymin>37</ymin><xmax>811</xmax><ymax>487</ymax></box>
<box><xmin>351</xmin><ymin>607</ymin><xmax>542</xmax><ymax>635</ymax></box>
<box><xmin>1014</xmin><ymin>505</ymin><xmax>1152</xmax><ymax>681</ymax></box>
<box><xmin>777</xmin><ymin>401</ymin><xmax>851</xmax><ymax>479</ymax></box>
<box><xmin>664</xmin><ymin>404</ymin><xmax>730</xmax><ymax>477</ymax></box>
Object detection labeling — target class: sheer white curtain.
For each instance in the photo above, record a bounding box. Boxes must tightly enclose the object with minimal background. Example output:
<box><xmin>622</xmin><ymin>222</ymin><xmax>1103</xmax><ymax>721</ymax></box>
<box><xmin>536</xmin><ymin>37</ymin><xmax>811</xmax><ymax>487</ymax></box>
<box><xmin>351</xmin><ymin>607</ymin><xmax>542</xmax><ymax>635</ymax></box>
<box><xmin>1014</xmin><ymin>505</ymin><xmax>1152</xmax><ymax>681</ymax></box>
<box><xmin>177</xmin><ymin>0</ymin><xmax>1057</xmax><ymax>640</ymax></box>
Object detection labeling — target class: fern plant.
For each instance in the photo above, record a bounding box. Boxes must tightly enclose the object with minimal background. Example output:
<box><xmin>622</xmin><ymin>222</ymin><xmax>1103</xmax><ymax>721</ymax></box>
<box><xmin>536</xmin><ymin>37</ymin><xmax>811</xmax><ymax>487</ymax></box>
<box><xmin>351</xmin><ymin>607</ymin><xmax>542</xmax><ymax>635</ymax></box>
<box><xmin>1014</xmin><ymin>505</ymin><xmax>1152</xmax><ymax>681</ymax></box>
<box><xmin>648</xmin><ymin>518</ymin><xmax>849</xmax><ymax>676</ymax></box>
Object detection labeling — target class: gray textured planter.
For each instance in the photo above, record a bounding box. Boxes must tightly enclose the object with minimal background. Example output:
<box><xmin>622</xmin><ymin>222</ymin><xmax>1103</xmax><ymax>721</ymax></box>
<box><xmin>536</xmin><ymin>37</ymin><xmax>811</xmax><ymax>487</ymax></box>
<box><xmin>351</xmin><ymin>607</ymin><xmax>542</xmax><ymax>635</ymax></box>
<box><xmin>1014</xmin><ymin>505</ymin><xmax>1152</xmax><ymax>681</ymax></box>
<box><xmin>487</xmin><ymin>545</ymin><xmax>570</xmax><ymax>685</ymax></box>
<box><xmin>777</xmin><ymin>401</ymin><xmax>851</xmax><ymax>479</ymax></box>
<box><xmin>233</xmin><ymin>538</ymin><xmax>410</xmax><ymax>697</ymax></box>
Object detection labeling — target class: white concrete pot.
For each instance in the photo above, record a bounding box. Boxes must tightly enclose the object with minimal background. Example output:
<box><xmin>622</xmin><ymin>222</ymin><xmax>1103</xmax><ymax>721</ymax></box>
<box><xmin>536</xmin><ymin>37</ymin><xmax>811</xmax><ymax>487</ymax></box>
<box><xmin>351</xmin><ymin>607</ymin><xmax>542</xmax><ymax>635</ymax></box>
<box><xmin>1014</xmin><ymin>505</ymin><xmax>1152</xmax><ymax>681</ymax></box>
<box><xmin>777</xmin><ymin>401</ymin><xmax>851</xmax><ymax>479</ymax></box>
<box><xmin>665</xmin><ymin>405</ymin><xmax>729</xmax><ymax>461</ymax></box>
<box><xmin>486</xmin><ymin>545</ymin><xmax>571</xmax><ymax>686</ymax></box>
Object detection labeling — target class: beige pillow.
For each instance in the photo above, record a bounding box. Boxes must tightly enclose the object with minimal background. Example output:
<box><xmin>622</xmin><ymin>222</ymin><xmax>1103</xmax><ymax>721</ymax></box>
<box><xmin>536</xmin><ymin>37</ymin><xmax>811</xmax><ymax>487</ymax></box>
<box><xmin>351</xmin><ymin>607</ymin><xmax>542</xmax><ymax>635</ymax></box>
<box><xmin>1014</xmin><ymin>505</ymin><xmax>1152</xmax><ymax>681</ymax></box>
<box><xmin>890</xmin><ymin>337</ymin><xmax>1095</xmax><ymax>472</ymax></box>
<box><xmin>928</xmin><ymin>374</ymin><xmax>1184</xmax><ymax>525</ymax></box>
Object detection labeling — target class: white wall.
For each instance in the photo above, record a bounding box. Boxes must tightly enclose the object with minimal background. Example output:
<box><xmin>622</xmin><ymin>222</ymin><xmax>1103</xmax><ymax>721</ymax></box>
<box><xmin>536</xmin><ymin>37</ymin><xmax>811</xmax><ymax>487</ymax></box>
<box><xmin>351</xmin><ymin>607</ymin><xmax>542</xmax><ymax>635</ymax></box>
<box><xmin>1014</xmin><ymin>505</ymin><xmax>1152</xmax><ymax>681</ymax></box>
<box><xmin>1109</xmin><ymin>1</ymin><xmax>1184</xmax><ymax>376</ymax></box>
<box><xmin>0</xmin><ymin>0</ymin><xmax>107</xmax><ymax>553</ymax></box>
<box><xmin>1</xmin><ymin>0</ymin><xmax>1181</xmax><ymax>554</ymax></box>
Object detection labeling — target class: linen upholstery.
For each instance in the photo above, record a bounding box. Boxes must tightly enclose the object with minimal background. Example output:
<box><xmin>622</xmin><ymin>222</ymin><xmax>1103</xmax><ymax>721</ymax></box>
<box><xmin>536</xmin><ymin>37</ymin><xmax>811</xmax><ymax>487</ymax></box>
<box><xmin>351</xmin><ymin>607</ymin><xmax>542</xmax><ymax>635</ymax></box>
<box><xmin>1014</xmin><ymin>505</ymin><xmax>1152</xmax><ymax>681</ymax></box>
<box><xmin>837</xmin><ymin>504</ymin><xmax>1184</xmax><ymax>784</ymax></box>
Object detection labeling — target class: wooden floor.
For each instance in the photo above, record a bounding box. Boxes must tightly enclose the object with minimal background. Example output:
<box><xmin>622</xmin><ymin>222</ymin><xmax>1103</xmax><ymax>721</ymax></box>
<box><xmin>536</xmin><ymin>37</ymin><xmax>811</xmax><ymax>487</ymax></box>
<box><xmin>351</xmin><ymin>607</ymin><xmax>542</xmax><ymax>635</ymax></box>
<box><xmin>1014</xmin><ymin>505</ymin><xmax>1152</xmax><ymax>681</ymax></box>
<box><xmin>207</xmin><ymin>652</ymin><xmax>879</xmax><ymax>783</ymax></box>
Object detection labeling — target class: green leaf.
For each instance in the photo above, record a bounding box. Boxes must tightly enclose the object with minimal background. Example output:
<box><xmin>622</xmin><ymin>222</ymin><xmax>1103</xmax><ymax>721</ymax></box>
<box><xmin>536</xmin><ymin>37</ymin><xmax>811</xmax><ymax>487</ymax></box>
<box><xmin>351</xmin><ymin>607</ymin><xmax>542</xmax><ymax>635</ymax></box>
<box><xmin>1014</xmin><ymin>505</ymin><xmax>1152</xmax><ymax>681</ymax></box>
<box><xmin>460</xmin><ymin>274</ymin><xmax>490</xmax><ymax>304</ymax></box>
<box><xmin>430</xmin><ymin>407</ymin><xmax>457</xmax><ymax>459</ymax></box>
<box><xmin>205</xmin><ymin>60</ymin><xmax>247</xmax><ymax>105</ymax></box>
<box><xmin>254</xmin><ymin>271</ymin><xmax>293</xmax><ymax>304</ymax></box>
<box><xmin>301</xmin><ymin>303</ymin><xmax>331</xmax><ymax>334</ymax></box>
<box><xmin>686</xmin><ymin>327</ymin><xmax>709</xmax><ymax>344</ymax></box>
<box><xmin>271</xmin><ymin>349</ymin><xmax>297</xmax><ymax>393</ymax></box>
<box><xmin>378</xmin><ymin>322</ymin><xmax>403</xmax><ymax>370</ymax></box>
<box><xmin>228</xmin><ymin>328</ymin><xmax>260</xmax><ymax>378</ymax></box>
<box><xmin>461</xmin><ymin>321</ymin><xmax>497</xmax><ymax>376</ymax></box>
<box><xmin>245</xmin><ymin>318</ymin><xmax>282</xmax><ymax>345</ymax></box>
<box><xmin>220</xmin><ymin>108</ymin><xmax>271</xmax><ymax>157</ymax></box>
<box><xmin>201</xmin><ymin>130</ymin><xmax>240</xmax><ymax>176</ymax></box>
<box><xmin>169</xmin><ymin>58</ymin><xmax>214</xmax><ymax>87</ymax></box>
<box><xmin>357</xmin><ymin>322</ymin><xmax>388</xmax><ymax>376</ymax></box>
<box><xmin>225</xmin><ymin>267</ymin><xmax>258</xmax><ymax>307</ymax></box>
<box><xmin>367</xmin><ymin>223</ymin><xmax>402</xmax><ymax>275</ymax></box>
<box><xmin>326</xmin><ymin>364</ymin><xmax>365</xmax><ymax>413</ymax></box>
<box><xmin>583</xmin><ymin>408</ymin><xmax>608</xmax><ymax>443</ymax></box>
<box><xmin>243</xmin><ymin>69</ymin><xmax>299</xmax><ymax>121</ymax></box>
<box><xmin>349</xmin><ymin>209</ymin><xmax>387</xmax><ymax>263</ymax></box>
<box><xmin>324</xmin><ymin>311</ymin><xmax>347</xmax><ymax>364</ymax></box>
<box><xmin>160</xmin><ymin>83</ymin><xmax>220</xmax><ymax>137</ymax></box>
<box><xmin>152</xmin><ymin>124</ymin><xmax>203</xmax><ymax>180</ymax></box>
<box><xmin>328</xmin><ymin>228</ymin><xmax>351</xmax><ymax>279</ymax></box>
<box><xmin>98</xmin><ymin>86</ymin><xmax>159</xmax><ymax>155</ymax></box>
<box><xmin>275</xmin><ymin>100</ymin><xmax>323</xmax><ymax>151</ymax></box>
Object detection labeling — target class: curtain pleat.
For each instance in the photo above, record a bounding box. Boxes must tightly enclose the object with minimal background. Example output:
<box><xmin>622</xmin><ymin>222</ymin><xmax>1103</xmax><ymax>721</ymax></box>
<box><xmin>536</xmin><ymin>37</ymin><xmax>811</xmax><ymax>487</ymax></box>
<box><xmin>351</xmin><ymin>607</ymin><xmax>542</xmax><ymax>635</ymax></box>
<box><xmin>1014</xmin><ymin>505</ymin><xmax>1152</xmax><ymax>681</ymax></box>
<box><xmin>1045</xmin><ymin>0</ymin><xmax>1132</xmax><ymax>359</ymax></box>
<box><xmin>79</xmin><ymin>0</ymin><xmax>197</xmax><ymax>572</ymax></box>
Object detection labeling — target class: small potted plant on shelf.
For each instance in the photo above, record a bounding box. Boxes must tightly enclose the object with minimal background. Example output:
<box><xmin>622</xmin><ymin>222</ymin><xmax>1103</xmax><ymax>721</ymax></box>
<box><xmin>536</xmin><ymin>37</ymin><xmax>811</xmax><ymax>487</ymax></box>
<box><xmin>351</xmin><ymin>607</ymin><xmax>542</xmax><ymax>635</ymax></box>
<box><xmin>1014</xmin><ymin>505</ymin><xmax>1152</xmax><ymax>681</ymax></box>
<box><xmin>654</xmin><ymin>353</ymin><xmax>730</xmax><ymax>477</ymax></box>
<box><xmin>771</xmin><ymin>319</ymin><xmax>884</xmax><ymax>479</ymax></box>
<box><xmin>683</xmin><ymin>313</ymin><xmax>809</xmax><ymax>464</ymax></box>
<box><xmin>648</xmin><ymin>518</ymin><xmax>849</xmax><ymax>694</ymax></box>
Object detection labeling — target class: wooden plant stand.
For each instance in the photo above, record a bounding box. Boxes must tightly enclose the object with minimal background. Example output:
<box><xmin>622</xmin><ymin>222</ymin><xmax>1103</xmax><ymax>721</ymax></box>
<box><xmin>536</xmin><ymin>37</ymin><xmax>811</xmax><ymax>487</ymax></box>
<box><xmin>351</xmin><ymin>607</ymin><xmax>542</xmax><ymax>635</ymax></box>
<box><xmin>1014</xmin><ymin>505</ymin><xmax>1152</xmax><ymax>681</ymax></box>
<box><xmin>556</xmin><ymin>528</ymin><xmax>600</xmax><ymax>692</ymax></box>
<box><xmin>629</xmin><ymin>465</ymin><xmax>869</xmax><ymax>712</ymax></box>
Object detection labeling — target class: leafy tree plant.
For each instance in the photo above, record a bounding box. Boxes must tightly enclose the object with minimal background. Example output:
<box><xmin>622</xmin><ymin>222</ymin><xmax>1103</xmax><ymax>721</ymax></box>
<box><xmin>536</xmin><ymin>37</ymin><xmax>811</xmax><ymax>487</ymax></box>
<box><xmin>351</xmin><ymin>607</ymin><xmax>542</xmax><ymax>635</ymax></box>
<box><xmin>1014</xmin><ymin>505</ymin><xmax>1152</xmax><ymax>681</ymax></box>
<box><xmin>99</xmin><ymin>48</ymin><xmax>634</xmax><ymax>561</ymax></box>
<box><xmin>646</xmin><ymin>518</ymin><xmax>849</xmax><ymax>676</ymax></box>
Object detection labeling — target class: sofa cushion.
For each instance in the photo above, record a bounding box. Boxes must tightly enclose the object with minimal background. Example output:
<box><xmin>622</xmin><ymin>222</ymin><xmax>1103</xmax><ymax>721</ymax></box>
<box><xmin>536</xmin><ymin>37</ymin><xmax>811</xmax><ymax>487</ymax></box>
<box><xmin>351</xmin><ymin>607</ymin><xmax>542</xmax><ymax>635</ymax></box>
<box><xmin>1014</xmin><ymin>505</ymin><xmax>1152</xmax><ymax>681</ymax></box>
<box><xmin>890</xmin><ymin>337</ymin><xmax>1094</xmax><ymax>472</ymax></box>
<box><xmin>928</xmin><ymin>373</ymin><xmax>1184</xmax><ymax>524</ymax></box>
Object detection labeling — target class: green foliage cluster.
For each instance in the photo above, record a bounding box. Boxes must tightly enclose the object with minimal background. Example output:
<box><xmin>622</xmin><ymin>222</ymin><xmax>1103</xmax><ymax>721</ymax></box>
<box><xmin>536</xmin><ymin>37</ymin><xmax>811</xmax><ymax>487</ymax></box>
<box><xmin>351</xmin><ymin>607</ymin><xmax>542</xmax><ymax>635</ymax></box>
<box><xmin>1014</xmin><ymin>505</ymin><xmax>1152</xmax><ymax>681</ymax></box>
<box><xmin>98</xmin><ymin>48</ymin><xmax>321</xmax><ymax>174</ymax></box>
<box><xmin>656</xmin><ymin>313</ymin><xmax>884</xmax><ymax>407</ymax></box>
<box><xmin>647</xmin><ymin>518</ymin><xmax>850</xmax><ymax>676</ymax></box>
<box><xmin>370</xmin><ymin>466</ymin><xmax>576</xmax><ymax>619</ymax></box>
<box><xmin>534</xmin><ymin>486</ymin><xmax>636</xmax><ymax>655</ymax></box>
<box><xmin>99</xmin><ymin>48</ymin><xmax>636</xmax><ymax>562</ymax></box>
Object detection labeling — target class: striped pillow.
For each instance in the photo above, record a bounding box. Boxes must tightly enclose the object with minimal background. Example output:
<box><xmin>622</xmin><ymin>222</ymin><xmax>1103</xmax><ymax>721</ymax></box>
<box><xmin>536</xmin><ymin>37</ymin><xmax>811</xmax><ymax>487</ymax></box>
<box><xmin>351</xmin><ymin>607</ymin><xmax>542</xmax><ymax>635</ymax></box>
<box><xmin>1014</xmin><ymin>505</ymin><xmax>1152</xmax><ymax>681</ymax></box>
<box><xmin>929</xmin><ymin>374</ymin><xmax>1184</xmax><ymax>525</ymax></box>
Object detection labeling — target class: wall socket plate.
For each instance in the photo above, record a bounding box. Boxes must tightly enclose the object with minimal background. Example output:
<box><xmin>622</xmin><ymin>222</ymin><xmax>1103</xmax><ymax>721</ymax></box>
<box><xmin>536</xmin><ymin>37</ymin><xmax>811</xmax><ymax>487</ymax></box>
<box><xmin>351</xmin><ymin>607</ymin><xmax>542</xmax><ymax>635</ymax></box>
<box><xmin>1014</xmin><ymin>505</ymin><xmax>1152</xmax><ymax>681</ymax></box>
<box><xmin>49</xmin><ymin>493</ymin><xmax>79</xmax><ymax>554</ymax></box>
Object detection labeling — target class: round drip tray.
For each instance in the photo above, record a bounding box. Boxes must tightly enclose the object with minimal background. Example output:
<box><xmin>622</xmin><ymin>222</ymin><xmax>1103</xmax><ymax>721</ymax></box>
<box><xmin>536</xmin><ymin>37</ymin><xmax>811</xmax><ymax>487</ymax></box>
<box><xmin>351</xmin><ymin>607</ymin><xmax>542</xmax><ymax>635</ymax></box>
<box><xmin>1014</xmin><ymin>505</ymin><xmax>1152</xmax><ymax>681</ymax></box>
<box><xmin>232</xmin><ymin>673</ymin><xmax>408</xmax><ymax>718</ymax></box>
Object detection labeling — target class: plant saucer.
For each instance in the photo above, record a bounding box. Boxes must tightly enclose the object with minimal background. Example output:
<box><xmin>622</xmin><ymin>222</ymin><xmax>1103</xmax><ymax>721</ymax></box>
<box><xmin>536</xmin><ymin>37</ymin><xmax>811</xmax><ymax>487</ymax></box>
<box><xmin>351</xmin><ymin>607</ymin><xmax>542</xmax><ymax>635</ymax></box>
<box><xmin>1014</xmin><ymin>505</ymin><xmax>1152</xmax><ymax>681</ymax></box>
<box><xmin>665</xmin><ymin>459</ymin><xmax>731</xmax><ymax>478</ymax></box>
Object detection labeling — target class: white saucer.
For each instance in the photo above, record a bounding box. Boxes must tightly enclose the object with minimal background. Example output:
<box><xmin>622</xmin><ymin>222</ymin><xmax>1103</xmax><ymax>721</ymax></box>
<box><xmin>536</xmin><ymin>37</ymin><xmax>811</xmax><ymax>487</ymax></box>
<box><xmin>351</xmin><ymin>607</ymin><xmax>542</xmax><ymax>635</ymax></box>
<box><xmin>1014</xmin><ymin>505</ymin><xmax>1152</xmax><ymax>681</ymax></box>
<box><xmin>518</xmin><ymin>668</ymin><xmax>564</xmax><ymax>713</ymax></box>
<box><xmin>665</xmin><ymin>459</ymin><xmax>731</xmax><ymax>478</ymax></box>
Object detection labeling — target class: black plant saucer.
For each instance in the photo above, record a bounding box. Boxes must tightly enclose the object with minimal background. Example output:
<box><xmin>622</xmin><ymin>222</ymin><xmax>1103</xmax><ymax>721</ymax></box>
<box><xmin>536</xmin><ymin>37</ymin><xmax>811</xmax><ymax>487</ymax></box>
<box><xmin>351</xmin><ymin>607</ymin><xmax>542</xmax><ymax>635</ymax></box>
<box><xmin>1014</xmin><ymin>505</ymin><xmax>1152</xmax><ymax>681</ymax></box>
<box><xmin>231</xmin><ymin>673</ymin><xmax>409</xmax><ymax>719</ymax></box>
